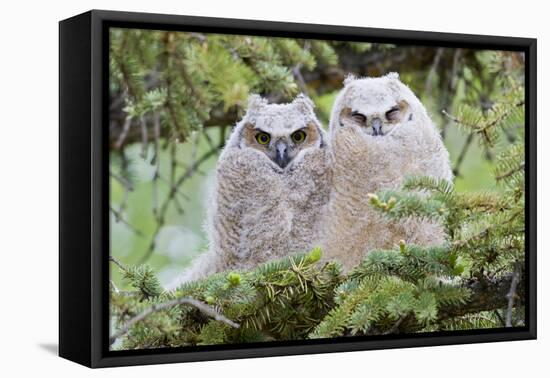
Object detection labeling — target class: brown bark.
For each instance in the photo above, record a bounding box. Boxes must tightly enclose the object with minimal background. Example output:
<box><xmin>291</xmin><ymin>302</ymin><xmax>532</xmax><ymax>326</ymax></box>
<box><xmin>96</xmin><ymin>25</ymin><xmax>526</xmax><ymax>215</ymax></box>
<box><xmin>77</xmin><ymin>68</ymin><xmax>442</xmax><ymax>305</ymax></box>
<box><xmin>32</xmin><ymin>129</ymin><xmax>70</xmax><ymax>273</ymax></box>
<box><xmin>389</xmin><ymin>272</ymin><xmax>526</xmax><ymax>334</ymax></box>
<box><xmin>437</xmin><ymin>273</ymin><xmax>525</xmax><ymax>321</ymax></box>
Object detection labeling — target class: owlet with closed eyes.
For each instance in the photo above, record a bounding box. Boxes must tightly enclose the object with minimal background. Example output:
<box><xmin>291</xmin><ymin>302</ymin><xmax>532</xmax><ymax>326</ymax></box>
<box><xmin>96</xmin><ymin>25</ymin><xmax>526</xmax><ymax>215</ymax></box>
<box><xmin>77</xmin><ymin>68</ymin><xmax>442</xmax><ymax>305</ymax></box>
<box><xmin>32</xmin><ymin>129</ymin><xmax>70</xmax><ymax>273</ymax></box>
<box><xmin>175</xmin><ymin>94</ymin><xmax>330</xmax><ymax>284</ymax></box>
<box><xmin>323</xmin><ymin>73</ymin><xmax>453</xmax><ymax>272</ymax></box>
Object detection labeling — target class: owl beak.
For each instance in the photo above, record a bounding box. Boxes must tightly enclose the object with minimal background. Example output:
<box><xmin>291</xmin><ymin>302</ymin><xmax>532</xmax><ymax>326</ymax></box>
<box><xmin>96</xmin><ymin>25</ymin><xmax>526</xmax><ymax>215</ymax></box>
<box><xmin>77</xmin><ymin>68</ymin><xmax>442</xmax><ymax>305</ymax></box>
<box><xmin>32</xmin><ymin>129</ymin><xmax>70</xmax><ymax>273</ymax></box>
<box><xmin>274</xmin><ymin>141</ymin><xmax>290</xmax><ymax>168</ymax></box>
<box><xmin>372</xmin><ymin>118</ymin><xmax>383</xmax><ymax>136</ymax></box>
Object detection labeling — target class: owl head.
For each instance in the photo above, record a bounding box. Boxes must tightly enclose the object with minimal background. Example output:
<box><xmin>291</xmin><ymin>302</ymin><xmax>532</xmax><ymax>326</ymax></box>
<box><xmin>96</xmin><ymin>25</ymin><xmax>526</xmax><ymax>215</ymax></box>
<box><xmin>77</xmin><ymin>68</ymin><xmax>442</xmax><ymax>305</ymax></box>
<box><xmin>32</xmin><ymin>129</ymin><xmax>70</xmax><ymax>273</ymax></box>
<box><xmin>330</xmin><ymin>72</ymin><xmax>430</xmax><ymax>138</ymax></box>
<box><xmin>228</xmin><ymin>94</ymin><xmax>325</xmax><ymax>170</ymax></box>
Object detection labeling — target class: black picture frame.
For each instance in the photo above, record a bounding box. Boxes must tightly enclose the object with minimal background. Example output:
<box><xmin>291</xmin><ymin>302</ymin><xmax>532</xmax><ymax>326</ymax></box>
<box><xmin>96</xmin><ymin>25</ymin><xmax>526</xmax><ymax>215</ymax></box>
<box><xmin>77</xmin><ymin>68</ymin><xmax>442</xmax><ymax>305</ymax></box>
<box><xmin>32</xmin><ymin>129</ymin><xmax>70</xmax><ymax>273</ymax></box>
<box><xmin>59</xmin><ymin>9</ymin><xmax>537</xmax><ymax>368</ymax></box>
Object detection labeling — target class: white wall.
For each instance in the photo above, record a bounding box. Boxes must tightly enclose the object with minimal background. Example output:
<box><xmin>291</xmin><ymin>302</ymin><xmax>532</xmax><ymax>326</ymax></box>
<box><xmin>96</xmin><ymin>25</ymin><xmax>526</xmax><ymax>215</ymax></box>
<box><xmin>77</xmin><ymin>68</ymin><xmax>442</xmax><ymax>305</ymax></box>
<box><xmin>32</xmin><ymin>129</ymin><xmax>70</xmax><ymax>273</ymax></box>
<box><xmin>0</xmin><ymin>0</ymin><xmax>546</xmax><ymax>376</ymax></box>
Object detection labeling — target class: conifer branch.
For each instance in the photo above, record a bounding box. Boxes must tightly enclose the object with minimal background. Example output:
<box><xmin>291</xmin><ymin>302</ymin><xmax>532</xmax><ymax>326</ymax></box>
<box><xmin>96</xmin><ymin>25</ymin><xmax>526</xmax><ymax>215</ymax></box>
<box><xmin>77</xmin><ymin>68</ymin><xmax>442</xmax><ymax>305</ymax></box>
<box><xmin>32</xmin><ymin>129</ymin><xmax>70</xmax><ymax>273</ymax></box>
<box><xmin>478</xmin><ymin>101</ymin><xmax>525</xmax><ymax>133</ymax></box>
<box><xmin>496</xmin><ymin>162</ymin><xmax>525</xmax><ymax>181</ymax></box>
<box><xmin>441</xmin><ymin>109</ymin><xmax>478</xmax><ymax>130</ymax></box>
<box><xmin>384</xmin><ymin>314</ymin><xmax>409</xmax><ymax>334</ymax></box>
<box><xmin>437</xmin><ymin>273</ymin><xmax>524</xmax><ymax>321</ymax></box>
<box><xmin>381</xmin><ymin>273</ymin><xmax>525</xmax><ymax>334</ymax></box>
<box><xmin>109</xmin><ymin>43</ymin><xmax>456</xmax><ymax>147</ymax></box>
<box><xmin>109</xmin><ymin>255</ymin><xmax>127</xmax><ymax>272</ymax></box>
<box><xmin>109</xmin><ymin>296</ymin><xmax>239</xmax><ymax>346</ymax></box>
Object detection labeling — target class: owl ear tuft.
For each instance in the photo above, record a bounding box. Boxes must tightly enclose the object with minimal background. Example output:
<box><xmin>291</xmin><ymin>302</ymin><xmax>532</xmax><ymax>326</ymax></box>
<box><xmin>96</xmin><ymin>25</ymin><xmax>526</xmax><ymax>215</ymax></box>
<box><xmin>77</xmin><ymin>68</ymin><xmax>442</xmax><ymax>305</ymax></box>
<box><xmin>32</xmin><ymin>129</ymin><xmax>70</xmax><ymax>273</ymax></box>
<box><xmin>386</xmin><ymin>72</ymin><xmax>404</xmax><ymax>94</ymax></box>
<box><xmin>386</xmin><ymin>72</ymin><xmax>400</xmax><ymax>81</ymax></box>
<box><xmin>343</xmin><ymin>74</ymin><xmax>357</xmax><ymax>86</ymax></box>
<box><xmin>247</xmin><ymin>94</ymin><xmax>268</xmax><ymax>112</ymax></box>
<box><xmin>292</xmin><ymin>93</ymin><xmax>315</xmax><ymax>113</ymax></box>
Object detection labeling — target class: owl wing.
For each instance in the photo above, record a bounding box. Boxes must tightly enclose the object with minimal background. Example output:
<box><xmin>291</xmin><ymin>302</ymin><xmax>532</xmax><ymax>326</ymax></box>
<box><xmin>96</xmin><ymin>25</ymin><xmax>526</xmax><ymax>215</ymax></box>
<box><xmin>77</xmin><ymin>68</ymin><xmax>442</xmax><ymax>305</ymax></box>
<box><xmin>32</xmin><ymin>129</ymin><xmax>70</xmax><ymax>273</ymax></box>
<box><xmin>285</xmin><ymin>147</ymin><xmax>331</xmax><ymax>253</ymax></box>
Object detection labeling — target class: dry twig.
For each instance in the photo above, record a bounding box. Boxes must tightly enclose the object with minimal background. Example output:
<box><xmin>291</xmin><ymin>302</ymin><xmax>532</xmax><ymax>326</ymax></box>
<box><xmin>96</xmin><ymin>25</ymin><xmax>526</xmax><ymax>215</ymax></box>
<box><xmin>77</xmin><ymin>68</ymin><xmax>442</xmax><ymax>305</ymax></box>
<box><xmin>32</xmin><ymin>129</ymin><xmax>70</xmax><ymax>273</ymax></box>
<box><xmin>505</xmin><ymin>262</ymin><xmax>521</xmax><ymax>327</ymax></box>
<box><xmin>109</xmin><ymin>296</ymin><xmax>239</xmax><ymax>346</ymax></box>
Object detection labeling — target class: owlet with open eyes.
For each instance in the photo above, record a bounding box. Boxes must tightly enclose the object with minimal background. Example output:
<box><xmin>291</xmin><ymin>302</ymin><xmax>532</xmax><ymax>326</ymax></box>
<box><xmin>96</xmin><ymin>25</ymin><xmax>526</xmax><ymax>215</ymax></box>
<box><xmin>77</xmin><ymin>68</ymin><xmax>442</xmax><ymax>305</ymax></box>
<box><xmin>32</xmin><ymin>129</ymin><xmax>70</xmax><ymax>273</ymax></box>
<box><xmin>173</xmin><ymin>94</ymin><xmax>330</xmax><ymax>285</ymax></box>
<box><xmin>323</xmin><ymin>73</ymin><xmax>453</xmax><ymax>272</ymax></box>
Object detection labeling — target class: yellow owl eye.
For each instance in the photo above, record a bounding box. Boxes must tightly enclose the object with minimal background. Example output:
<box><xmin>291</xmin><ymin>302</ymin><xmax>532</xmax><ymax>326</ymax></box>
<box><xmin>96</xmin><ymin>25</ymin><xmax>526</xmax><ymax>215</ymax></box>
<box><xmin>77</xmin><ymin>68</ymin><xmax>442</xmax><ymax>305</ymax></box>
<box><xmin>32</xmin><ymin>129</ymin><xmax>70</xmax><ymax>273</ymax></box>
<box><xmin>255</xmin><ymin>132</ymin><xmax>271</xmax><ymax>145</ymax></box>
<box><xmin>291</xmin><ymin>130</ymin><xmax>306</xmax><ymax>143</ymax></box>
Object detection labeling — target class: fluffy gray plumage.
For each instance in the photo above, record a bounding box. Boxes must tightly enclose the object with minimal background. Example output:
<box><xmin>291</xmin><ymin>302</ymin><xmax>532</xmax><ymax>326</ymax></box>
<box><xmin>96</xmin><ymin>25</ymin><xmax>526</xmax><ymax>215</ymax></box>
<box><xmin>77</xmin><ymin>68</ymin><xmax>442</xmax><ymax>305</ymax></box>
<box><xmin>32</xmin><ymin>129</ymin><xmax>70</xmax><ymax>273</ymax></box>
<box><xmin>323</xmin><ymin>73</ymin><xmax>453</xmax><ymax>272</ymax></box>
<box><xmin>173</xmin><ymin>94</ymin><xmax>330</xmax><ymax>285</ymax></box>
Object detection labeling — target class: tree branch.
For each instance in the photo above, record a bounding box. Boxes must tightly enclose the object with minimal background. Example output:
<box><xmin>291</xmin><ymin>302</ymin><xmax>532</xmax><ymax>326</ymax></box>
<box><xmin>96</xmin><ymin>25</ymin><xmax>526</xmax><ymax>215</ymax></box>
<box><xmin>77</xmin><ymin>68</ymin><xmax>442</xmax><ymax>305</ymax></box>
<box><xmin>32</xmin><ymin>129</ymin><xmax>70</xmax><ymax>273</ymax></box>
<box><xmin>453</xmin><ymin>133</ymin><xmax>474</xmax><ymax>177</ymax></box>
<box><xmin>110</xmin><ymin>296</ymin><xmax>240</xmax><ymax>346</ymax></box>
<box><xmin>438</xmin><ymin>272</ymin><xmax>525</xmax><ymax>321</ymax></box>
<box><xmin>109</xmin><ymin>46</ymin><xmax>459</xmax><ymax>148</ymax></box>
<box><xmin>505</xmin><ymin>262</ymin><xmax>521</xmax><ymax>327</ymax></box>
<box><xmin>139</xmin><ymin>139</ymin><xmax>223</xmax><ymax>263</ymax></box>
<box><xmin>109</xmin><ymin>207</ymin><xmax>144</xmax><ymax>237</ymax></box>
<box><xmin>496</xmin><ymin>162</ymin><xmax>525</xmax><ymax>181</ymax></box>
<box><xmin>387</xmin><ymin>272</ymin><xmax>526</xmax><ymax>334</ymax></box>
<box><xmin>109</xmin><ymin>169</ymin><xmax>134</xmax><ymax>192</ymax></box>
<box><xmin>109</xmin><ymin>255</ymin><xmax>127</xmax><ymax>272</ymax></box>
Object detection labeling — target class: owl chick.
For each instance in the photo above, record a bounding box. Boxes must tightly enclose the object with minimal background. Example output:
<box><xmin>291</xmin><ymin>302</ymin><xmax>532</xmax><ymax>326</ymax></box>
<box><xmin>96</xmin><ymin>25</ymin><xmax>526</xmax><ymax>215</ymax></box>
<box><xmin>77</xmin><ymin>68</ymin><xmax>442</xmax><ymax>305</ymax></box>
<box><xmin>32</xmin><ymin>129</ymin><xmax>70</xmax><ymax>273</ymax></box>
<box><xmin>174</xmin><ymin>94</ymin><xmax>330</xmax><ymax>285</ymax></box>
<box><xmin>323</xmin><ymin>73</ymin><xmax>453</xmax><ymax>272</ymax></box>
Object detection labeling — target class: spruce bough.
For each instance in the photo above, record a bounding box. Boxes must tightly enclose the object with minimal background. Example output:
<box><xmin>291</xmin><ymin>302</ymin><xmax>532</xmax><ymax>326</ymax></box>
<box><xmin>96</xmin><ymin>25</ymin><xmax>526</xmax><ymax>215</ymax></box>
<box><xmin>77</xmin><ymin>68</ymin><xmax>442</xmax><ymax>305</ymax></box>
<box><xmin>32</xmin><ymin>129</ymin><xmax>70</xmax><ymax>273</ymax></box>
<box><xmin>111</xmin><ymin>164</ymin><xmax>525</xmax><ymax>349</ymax></box>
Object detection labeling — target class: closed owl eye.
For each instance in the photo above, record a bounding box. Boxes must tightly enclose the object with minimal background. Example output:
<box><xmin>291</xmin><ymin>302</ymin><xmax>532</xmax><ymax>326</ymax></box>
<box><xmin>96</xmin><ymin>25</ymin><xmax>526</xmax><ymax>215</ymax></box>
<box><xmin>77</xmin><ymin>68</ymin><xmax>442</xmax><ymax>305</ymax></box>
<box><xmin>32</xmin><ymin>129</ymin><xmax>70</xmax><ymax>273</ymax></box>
<box><xmin>385</xmin><ymin>106</ymin><xmax>400</xmax><ymax>121</ymax></box>
<box><xmin>351</xmin><ymin>111</ymin><xmax>366</xmax><ymax>123</ymax></box>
